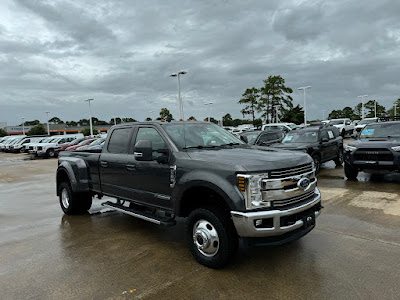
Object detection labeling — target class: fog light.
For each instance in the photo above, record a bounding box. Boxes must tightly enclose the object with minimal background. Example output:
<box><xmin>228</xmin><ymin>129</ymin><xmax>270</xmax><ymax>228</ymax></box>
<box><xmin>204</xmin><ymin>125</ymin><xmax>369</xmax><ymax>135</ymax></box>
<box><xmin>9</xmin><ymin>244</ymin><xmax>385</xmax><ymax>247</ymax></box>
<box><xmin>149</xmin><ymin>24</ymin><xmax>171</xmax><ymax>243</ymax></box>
<box><xmin>255</xmin><ymin>219</ymin><xmax>262</xmax><ymax>227</ymax></box>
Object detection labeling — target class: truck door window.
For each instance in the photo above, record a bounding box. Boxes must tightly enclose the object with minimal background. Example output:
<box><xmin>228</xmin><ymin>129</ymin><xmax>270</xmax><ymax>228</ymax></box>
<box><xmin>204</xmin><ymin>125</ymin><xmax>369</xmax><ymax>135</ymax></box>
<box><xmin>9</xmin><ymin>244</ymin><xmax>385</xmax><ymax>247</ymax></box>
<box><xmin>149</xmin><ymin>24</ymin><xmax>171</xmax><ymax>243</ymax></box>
<box><xmin>135</xmin><ymin>128</ymin><xmax>166</xmax><ymax>157</ymax></box>
<box><xmin>320</xmin><ymin>130</ymin><xmax>329</xmax><ymax>141</ymax></box>
<box><xmin>107</xmin><ymin>128</ymin><xmax>131</xmax><ymax>154</ymax></box>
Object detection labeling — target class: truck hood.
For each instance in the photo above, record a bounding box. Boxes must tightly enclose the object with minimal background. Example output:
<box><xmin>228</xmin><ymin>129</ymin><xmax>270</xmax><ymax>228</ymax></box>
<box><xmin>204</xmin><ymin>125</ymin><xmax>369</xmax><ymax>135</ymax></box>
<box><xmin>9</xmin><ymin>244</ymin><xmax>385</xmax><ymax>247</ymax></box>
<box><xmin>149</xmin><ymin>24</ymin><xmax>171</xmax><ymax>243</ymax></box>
<box><xmin>186</xmin><ymin>147</ymin><xmax>312</xmax><ymax>172</ymax></box>
<box><xmin>349</xmin><ymin>138</ymin><xmax>400</xmax><ymax>148</ymax></box>
<box><xmin>268</xmin><ymin>143</ymin><xmax>309</xmax><ymax>151</ymax></box>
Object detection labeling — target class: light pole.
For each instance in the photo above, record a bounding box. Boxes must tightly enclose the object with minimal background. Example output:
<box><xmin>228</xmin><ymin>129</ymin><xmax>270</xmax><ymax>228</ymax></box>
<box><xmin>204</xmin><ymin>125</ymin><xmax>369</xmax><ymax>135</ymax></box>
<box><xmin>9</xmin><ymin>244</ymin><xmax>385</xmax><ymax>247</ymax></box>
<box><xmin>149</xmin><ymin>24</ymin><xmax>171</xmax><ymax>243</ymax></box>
<box><xmin>374</xmin><ymin>100</ymin><xmax>377</xmax><ymax>118</ymax></box>
<box><xmin>298</xmin><ymin>86</ymin><xmax>311</xmax><ymax>126</ymax></box>
<box><xmin>170</xmin><ymin>70</ymin><xmax>187</xmax><ymax>120</ymax></box>
<box><xmin>395</xmin><ymin>103</ymin><xmax>397</xmax><ymax>116</ymax></box>
<box><xmin>273</xmin><ymin>105</ymin><xmax>281</xmax><ymax>123</ymax></box>
<box><xmin>22</xmin><ymin>117</ymin><xmax>25</xmax><ymax>135</ymax></box>
<box><xmin>204</xmin><ymin>102</ymin><xmax>213</xmax><ymax>122</ymax></box>
<box><xmin>357</xmin><ymin>95</ymin><xmax>368</xmax><ymax>119</ymax></box>
<box><xmin>85</xmin><ymin>99</ymin><xmax>94</xmax><ymax>136</ymax></box>
<box><xmin>45</xmin><ymin>112</ymin><xmax>50</xmax><ymax>135</ymax></box>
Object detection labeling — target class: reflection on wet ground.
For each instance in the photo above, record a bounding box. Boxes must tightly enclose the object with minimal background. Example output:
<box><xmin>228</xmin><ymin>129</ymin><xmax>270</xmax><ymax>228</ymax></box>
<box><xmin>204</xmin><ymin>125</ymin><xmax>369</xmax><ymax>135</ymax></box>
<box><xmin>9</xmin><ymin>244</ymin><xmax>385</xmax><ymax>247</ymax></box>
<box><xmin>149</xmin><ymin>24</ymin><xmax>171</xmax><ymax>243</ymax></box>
<box><xmin>0</xmin><ymin>152</ymin><xmax>399</xmax><ymax>299</ymax></box>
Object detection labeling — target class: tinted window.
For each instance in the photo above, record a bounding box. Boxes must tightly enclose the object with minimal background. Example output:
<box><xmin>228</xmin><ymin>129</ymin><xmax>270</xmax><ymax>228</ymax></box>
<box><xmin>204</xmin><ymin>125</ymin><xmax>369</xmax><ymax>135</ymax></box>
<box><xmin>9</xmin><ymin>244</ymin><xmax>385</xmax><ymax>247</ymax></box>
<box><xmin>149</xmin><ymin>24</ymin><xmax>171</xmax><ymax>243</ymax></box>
<box><xmin>135</xmin><ymin>127</ymin><xmax>166</xmax><ymax>157</ymax></box>
<box><xmin>320</xmin><ymin>131</ymin><xmax>329</xmax><ymax>140</ymax></box>
<box><xmin>108</xmin><ymin>128</ymin><xmax>131</xmax><ymax>153</ymax></box>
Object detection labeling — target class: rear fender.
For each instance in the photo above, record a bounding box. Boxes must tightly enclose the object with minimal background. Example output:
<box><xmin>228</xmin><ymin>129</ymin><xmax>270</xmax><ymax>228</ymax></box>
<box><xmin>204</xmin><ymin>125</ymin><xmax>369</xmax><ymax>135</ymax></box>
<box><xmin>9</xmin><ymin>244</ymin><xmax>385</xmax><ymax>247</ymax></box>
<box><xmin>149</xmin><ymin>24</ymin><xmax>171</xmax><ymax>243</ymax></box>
<box><xmin>56</xmin><ymin>158</ymin><xmax>90</xmax><ymax>195</ymax></box>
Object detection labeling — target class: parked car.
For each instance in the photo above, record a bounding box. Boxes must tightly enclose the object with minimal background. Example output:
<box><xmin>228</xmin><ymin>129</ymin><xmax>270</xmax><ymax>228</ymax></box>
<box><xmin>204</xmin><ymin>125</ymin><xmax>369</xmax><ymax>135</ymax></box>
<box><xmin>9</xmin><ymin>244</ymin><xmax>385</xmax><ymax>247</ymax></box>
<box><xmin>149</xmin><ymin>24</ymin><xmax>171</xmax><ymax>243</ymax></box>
<box><xmin>4</xmin><ymin>137</ymin><xmax>26</xmax><ymax>152</ymax></box>
<box><xmin>56</xmin><ymin>138</ymin><xmax>87</xmax><ymax>153</ymax></box>
<box><xmin>65</xmin><ymin>138</ymin><xmax>97</xmax><ymax>151</ymax></box>
<box><xmin>270</xmin><ymin>125</ymin><xmax>343</xmax><ymax>172</ymax></box>
<box><xmin>0</xmin><ymin>135</ymin><xmax>26</xmax><ymax>151</ymax></box>
<box><xmin>35</xmin><ymin>136</ymin><xmax>81</xmax><ymax>157</ymax></box>
<box><xmin>28</xmin><ymin>137</ymin><xmax>57</xmax><ymax>154</ymax></box>
<box><xmin>343</xmin><ymin>120</ymin><xmax>400</xmax><ymax>179</ymax></box>
<box><xmin>11</xmin><ymin>136</ymin><xmax>48</xmax><ymax>153</ymax></box>
<box><xmin>87</xmin><ymin>139</ymin><xmax>106</xmax><ymax>150</ymax></box>
<box><xmin>261</xmin><ymin>123</ymin><xmax>297</xmax><ymax>133</ymax></box>
<box><xmin>75</xmin><ymin>138</ymin><xmax>105</xmax><ymax>151</ymax></box>
<box><xmin>353</xmin><ymin>118</ymin><xmax>380</xmax><ymax>135</ymax></box>
<box><xmin>327</xmin><ymin>118</ymin><xmax>354</xmax><ymax>137</ymax></box>
<box><xmin>56</xmin><ymin>121</ymin><xmax>322</xmax><ymax>268</ymax></box>
<box><xmin>239</xmin><ymin>130</ymin><xmax>284</xmax><ymax>146</ymax></box>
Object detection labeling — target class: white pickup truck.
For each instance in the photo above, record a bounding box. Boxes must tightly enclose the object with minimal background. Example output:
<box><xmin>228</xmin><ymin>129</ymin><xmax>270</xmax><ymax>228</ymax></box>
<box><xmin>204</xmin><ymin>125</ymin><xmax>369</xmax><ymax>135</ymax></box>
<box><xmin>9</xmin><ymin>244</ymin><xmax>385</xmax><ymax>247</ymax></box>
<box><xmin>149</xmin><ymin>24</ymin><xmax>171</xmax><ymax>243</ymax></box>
<box><xmin>30</xmin><ymin>134</ymin><xmax>83</xmax><ymax>157</ymax></box>
<box><xmin>328</xmin><ymin>118</ymin><xmax>354</xmax><ymax>137</ymax></box>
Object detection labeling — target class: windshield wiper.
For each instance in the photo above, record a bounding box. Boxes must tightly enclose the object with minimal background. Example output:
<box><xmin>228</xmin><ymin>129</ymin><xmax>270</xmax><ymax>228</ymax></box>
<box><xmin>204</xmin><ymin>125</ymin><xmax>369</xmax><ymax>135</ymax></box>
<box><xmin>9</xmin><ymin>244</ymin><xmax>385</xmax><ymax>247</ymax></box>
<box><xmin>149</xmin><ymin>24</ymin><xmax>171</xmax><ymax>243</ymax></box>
<box><xmin>183</xmin><ymin>145</ymin><xmax>217</xmax><ymax>149</ymax></box>
<box><xmin>220</xmin><ymin>143</ymin><xmax>241</xmax><ymax>147</ymax></box>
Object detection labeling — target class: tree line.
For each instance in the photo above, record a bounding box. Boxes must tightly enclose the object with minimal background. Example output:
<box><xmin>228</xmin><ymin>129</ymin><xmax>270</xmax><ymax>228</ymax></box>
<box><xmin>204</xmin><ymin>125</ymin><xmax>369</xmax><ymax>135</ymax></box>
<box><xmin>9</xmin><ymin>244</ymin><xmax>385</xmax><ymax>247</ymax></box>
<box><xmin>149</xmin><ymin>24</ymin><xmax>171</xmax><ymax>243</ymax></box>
<box><xmin>237</xmin><ymin>75</ymin><xmax>304</xmax><ymax>125</ymax></box>
<box><xmin>328</xmin><ymin>98</ymin><xmax>400</xmax><ymax>120</ymax></box>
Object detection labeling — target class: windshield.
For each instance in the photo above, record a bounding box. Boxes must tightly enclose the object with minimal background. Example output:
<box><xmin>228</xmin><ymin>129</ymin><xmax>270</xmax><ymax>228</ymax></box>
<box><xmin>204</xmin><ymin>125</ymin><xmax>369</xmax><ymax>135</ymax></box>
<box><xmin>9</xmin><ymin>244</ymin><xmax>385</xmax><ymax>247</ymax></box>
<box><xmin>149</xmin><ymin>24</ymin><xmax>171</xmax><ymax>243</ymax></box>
<box><xmin>89</xmin><ymin>139</ymin><xmax>104</xmax><ymax>146</ymax></box>
<box><xmin>77</xmin><ymin>139</ymin><xmax>91</xmax><ymax>145</ymax></box>
<box><xmin>329</xmin><ymin>120</ymin><xmax>344</xmax><ymax>125</ymax></box>
<box><xmin>164</xmin><ymin>123</ymin><xmax>244</xmax><ymax>149</ymax></box>
<box><xmin>358</xmin><ymin>119</ymin><xmax>377</xmax><ymax>125</ymax></box>
<box><xmin>287</xmin><ymin>124</ymin><xmax>297</xmax><ymax>129</ymax></box>
<box><xmin>40</xmin><ymin>138</ymin><xmax>53</xmax><ymax>143</ymax></box>
<box><xmin>282</xmin><ymin>131</ymin><xmax>319</xmax><ymax>143</ymax></box>
<box><xmin>360</xmin><ymin>123</ymin><xmax>400</xmax><ymax>139</ymax></box>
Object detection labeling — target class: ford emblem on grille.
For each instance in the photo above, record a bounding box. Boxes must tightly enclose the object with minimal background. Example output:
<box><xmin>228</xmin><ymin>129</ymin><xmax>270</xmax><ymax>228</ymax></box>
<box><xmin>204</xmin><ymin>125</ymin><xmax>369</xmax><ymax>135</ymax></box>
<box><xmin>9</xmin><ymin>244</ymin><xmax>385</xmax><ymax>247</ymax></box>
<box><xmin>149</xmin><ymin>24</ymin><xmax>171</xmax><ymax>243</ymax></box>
<box><xmin>297</xmin><ymin>178</ymin><xmax>311</xmax><ymax>190</ymax></box>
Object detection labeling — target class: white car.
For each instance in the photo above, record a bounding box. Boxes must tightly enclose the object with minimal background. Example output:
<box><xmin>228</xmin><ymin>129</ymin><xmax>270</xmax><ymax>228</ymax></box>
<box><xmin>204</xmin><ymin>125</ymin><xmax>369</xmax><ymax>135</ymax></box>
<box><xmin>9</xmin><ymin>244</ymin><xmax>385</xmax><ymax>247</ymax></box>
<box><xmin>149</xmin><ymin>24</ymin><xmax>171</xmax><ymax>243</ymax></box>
<box><xmin>327</xmin><ymin>118</ymin><xmax>354</xmax><ymax>137</ymax></box>
<box><xmin>0</xmin><ymin>135</ymin><xmax>26</xmax><ymax>151</ymax></box>
<box><xmin>36</xmin><ymin>136</ymin><xmax>78</xmax><ymax>157</ymax></box>
<box><xmin>354</xmin><ymin>118</ymin><xmax>380</xmax><ymax>135</ymax></box>
<box><xmin>11</xmin><ymin>136</ymin><xmax>47</xmax><ymax>153</ymax></box>
<box><xmin>261</xmin><ymin>123</ymin><xmax>297</xmax><ymax>133</ymax></box>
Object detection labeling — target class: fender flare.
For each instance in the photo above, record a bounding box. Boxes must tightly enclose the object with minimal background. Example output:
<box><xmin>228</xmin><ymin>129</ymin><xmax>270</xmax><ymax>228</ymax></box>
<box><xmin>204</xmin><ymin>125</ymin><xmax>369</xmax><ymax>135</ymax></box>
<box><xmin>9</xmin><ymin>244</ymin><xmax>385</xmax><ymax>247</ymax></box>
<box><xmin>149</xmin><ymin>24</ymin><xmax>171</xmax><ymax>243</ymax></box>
<box><xmin>56</xmin><ymin>159</ymin><xmax>90</xmax><ymax>195</ymax></box>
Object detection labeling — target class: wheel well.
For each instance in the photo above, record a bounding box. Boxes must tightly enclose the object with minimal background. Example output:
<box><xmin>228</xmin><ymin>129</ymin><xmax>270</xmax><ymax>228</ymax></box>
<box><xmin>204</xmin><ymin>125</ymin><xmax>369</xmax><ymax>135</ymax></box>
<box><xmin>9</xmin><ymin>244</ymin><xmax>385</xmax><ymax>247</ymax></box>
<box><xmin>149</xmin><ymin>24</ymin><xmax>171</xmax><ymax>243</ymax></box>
<box><xmin>179</xmin><ymin>186</ymin><xmax>231</xmax><ymax>218</ymax></box>
<box><xmin>311</xmin><ymin>151</ymin><xmax>321</xmax><ymax>159</ymax></box>
<box><xmin>56</xmin><ymin>169</ymin><xmax>70</xmax><ymax>195</ymax></box>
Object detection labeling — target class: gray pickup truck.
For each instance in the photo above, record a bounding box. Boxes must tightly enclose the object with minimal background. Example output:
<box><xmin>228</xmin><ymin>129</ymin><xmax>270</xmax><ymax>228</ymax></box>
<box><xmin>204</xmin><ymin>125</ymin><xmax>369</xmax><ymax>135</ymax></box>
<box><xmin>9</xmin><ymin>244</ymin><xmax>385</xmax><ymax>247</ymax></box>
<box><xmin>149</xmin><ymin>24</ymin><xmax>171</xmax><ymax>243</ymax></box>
<box><xmin>56</xmin><ymin>121</ymin><xmax>322</xmax><ymax>268</ymax></box>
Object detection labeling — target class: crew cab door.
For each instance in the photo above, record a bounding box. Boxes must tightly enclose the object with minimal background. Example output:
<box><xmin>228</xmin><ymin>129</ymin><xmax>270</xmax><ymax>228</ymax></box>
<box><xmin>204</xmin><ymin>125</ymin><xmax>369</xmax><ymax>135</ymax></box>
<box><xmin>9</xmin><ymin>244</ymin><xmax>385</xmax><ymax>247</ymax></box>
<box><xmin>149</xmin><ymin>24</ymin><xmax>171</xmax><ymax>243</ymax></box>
<box><xmin>99</xmin><ymin>126</ymin><xmax>133</xmax><ymax>198</ymax></box>
<box><xmin>124</xmin><ymin>126</ymin><xmax>172</xmax><ymax>210</ymax></box>
<box><xmin>320</xmin><ymin>129</ymin><xmax>337</xmax><ymax>160</ymax></box>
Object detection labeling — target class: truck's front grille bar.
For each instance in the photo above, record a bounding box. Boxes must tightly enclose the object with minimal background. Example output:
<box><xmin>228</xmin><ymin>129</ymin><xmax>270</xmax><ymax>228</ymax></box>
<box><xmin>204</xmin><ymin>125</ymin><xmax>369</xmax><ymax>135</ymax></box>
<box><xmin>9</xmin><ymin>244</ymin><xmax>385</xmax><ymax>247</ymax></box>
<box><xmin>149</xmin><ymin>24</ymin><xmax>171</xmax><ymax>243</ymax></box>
<box><xmin>269</xmin><ymin>163</ymin><xmax>313</xmax><ymax>179</ymax></box>
<box><xmin>272</xmin><ymin>190</ymin><xmax>315</xmax><ymax>208</ymax></box>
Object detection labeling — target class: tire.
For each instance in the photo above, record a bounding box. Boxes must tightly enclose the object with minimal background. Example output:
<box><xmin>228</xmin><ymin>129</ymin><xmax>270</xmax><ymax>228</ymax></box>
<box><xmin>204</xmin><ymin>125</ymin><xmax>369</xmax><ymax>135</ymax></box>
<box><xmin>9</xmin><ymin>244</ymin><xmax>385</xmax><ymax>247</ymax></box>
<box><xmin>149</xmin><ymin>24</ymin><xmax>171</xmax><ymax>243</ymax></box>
<box><xmin>47</xmin><ymin>148</ymin><xmax>55</xmax><ymax>158</ymax></box>
<box><xmin>58</xmin><ymin>182</ymin><xmax>92</xmax><ymax>215</ymax></box>
<box><xmin>186</xmin><ymin>208</ymin><xmax>238</xmax><ymax>269</ymax></box>
<box><xmin>312</xmin><ymin>154</ymin><xmax>321</xmax><ymax>173</ymax></box>
<box><xmin>344</xmin><ymin>163</ymin><xmax>358</xmax><ymax>180</ymax></box>
<box><xmin>341</xmin><ymin>130</ymin><xmax>345</xmax><ymax>138</ymax></box>
<box><xmin>334</xmin><ymin>148</ymin><xmax>344</xmax><ymax>166</ymax></box>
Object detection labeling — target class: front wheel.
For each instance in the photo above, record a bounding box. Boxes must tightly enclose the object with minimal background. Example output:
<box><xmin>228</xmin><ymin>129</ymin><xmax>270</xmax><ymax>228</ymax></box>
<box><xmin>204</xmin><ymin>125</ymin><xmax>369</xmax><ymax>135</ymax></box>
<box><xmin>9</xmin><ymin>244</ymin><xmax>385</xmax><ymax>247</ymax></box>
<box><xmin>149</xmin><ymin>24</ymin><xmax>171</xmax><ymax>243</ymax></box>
<box><xmin>344</xmin><ymin>163</ymin><xmax>358</xmax><ymax>180</ymax></box>
<box><xmin>312</xmin><ymin>154</ymin><xmax>321</xmax><ymax>173</ymax></box>
<box><xmin>186</xmin><ymin>208</ymin><xmax>238</xmax><ymax>269</ymax></box>
<box><xmin>58</xmin><ymin>182</ymin><xmax>92</xmax><ymax>215</ymax></box>
<box><xmin>334</xmin><ymin>148</ymin><xmax>344</xmax><ymax>166</ymax></box>
<box><xmin>47</xmin><ymin>148</ymin><xmax>55</xmax><ymax>158</ymax></box>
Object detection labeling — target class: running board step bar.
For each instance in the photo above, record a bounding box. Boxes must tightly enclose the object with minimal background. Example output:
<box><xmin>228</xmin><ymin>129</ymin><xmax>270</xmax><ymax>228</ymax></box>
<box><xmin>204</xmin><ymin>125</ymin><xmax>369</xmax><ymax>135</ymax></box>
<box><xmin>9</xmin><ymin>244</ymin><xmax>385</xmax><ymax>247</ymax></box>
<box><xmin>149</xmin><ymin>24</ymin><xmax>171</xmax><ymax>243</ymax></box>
<box><xmin>101</xmin><ymin>201</ymin><xmax>176</xmax><ymax>226</ymax></box>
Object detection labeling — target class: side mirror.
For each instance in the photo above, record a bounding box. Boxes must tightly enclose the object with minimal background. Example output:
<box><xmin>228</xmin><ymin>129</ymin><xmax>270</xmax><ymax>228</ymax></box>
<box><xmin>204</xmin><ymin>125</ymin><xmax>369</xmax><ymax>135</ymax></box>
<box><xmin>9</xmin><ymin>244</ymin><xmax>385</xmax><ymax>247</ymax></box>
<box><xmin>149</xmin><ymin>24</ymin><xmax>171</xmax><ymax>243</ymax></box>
<box><xmin>321</xmin><ymin>137</ymin><xmax>329</xmax><ymax>143</ymax></box>
<box><xmin>133</xmin><ymin>140</ymin><xmax>153</xmax><ymax>161</ymax></box>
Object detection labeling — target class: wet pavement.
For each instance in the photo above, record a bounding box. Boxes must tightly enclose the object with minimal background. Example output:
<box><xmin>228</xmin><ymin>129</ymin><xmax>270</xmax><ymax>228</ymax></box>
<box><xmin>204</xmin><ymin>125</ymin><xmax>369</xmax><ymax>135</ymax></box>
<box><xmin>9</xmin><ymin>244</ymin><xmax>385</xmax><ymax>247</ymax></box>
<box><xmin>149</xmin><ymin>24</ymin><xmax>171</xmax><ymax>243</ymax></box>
<box><xmin>1</xmin><ymin>152</ymin><xmax>400</xmax><ymax>299</ymax></box>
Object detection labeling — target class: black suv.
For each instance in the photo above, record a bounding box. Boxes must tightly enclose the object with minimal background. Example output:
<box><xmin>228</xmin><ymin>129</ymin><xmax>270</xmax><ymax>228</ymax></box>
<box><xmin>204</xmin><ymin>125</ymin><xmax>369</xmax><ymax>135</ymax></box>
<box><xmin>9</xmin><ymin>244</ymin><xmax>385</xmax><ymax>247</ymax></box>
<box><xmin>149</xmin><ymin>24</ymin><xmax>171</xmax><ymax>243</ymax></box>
<box><xmin>239</xmin><ymin>130</ymin><xmax>284</xmax><ymax>146</ymax></box>
<box><xmin>344</xmin><ymin>120</ymin><xmax>400</xmax><ymax>179</ymax></box>
<box><xmin>270</xmin><ymin>125</ymin><xmax>343</xmax><ymax>172</ymax></box>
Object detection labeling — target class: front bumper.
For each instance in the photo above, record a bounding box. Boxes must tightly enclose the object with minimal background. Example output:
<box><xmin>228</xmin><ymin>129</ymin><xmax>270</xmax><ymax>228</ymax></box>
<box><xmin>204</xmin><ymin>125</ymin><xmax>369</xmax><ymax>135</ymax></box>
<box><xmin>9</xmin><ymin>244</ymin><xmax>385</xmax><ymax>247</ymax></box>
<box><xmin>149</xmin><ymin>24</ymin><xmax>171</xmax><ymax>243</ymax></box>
<box><xmin>231</xmin><ymin>188</ymin><xmax>321</xmax><ymax>238</ymax></box>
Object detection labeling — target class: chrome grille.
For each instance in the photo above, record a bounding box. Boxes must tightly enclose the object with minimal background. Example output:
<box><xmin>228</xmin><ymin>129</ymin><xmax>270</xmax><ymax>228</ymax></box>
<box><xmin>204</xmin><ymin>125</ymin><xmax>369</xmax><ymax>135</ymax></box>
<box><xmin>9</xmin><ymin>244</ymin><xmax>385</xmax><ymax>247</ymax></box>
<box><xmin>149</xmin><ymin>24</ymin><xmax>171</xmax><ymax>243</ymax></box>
<box><xmin>272</xmin><ymin>190</ymin><xmax>315</xmax><ymax>208</ymax></box>
<box><xmin>269</xmin><ymin>163</ymin><xmax>313</xmax><ymax>179</ymax></box>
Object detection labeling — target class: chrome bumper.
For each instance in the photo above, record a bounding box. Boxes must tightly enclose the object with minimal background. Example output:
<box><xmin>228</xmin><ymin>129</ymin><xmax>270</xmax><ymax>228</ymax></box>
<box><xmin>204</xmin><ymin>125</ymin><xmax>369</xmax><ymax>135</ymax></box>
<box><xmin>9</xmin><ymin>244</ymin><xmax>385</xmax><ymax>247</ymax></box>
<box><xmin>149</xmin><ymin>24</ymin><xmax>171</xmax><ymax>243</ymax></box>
<box><xmin>231</xmin><ymin>188</ymin><xmax>321</xmax><ymax>238</ymax></box>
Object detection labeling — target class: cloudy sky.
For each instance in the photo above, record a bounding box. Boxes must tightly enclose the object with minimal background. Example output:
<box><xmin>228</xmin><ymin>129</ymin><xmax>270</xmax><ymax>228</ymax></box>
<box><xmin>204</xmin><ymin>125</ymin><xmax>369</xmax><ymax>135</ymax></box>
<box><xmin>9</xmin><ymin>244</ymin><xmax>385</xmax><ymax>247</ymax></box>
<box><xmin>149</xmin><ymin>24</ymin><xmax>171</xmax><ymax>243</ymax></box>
<box><xmin>1</xmin><ymin>0</ymin><xmax>400</xmax><ymax>125</ymax></box>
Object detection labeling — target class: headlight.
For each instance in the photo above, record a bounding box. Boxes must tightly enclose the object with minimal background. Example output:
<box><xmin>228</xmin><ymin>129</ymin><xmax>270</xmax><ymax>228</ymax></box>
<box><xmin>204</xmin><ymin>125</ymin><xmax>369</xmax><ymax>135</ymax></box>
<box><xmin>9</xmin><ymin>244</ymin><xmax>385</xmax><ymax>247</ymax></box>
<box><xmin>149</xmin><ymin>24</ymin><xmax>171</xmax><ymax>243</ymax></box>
<box><xmin>344</xmin><ymin>145</ymin><xmax>357</xmax><ymax>152</ymax></box>
<box><xmin>391</xmin><ymin>146</ymin><xmax>400</xmax><ymax>152</ymax></box>
<box><xmin>237</xmin><ymin>174</ymin><xmax>270</xmax><ymax>210</ymax></box>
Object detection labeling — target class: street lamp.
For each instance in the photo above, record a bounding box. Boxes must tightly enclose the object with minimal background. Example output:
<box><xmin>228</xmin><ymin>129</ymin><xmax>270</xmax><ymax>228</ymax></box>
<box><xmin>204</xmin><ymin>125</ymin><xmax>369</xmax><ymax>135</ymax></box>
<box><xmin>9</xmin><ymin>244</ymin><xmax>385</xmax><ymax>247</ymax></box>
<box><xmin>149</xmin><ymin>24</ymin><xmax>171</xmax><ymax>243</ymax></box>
<box><xmin>21</xmin><ymin>117</ymin><xmax>25</xmax><ymax>135</ymax></box>
<box><xmin>85</xmin><ymin>99</ymin><xmax>94</xmax><ymax>136</ymax></box>
<box><xmin>170</xmin><ymin>70</ymin><xmax>187</xmax><ymax>120</ymax></box>
<box><xmin>298</xmin><ymin>86</ymin><xmax>311</xmax><ymax>126</ymax></box>
<box><xmin>374</xmin><ymin>100</ymin><xmax>377</xmax><ymax>118</ymax></box>
<box><xmin>204</xmin><ymin>102</ymin><xmax>213</xmax><ymax>122</ymax></box>
<box><xmin>395</xmin><ymin>103</ymin><xmax>397</xmax><ymax>116</ymax></box>
<box><xmin>357</xmin><ymin>95</ymin><xmax>368</xmax><ymax>119</ymax></box>
<box><xmin>45</xmin><ymin>112</ymin><xmax>50</xmax><ymax>135</ymax></box>
<box><xmin>273</xmin><ymin>105</ymin><xmax>281</xmax><ymax>123</ymax></box>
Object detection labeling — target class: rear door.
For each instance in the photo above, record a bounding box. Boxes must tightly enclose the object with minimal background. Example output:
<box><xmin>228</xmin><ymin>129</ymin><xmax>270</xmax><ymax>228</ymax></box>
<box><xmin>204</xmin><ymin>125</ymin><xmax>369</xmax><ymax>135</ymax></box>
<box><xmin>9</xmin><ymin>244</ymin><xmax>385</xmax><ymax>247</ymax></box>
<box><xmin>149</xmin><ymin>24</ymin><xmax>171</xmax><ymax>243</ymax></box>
<box><xmin>123</xmin><ymin>126</ymin><xmax>173</xmax><ymax>210</ymax></box>
<box><xmin>99</xmin><ymin>126</ymin><xmax>133</xmax><ymax>198</ymax></box>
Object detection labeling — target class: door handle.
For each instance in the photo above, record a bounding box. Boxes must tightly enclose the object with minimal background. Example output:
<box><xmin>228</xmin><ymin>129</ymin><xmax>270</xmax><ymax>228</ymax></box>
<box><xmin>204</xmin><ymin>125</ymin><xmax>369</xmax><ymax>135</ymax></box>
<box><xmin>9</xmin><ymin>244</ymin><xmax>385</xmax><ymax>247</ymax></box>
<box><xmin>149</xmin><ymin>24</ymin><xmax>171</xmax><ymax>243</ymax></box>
<box><xmin>126</xmin><ymin>164</ymin><xmax>136</xmax><ymax>171</ymax></box>
<box><xmin>100</xmin><ymin>161</ymin><xmax>108</xmax><ymax>168</ymax></box>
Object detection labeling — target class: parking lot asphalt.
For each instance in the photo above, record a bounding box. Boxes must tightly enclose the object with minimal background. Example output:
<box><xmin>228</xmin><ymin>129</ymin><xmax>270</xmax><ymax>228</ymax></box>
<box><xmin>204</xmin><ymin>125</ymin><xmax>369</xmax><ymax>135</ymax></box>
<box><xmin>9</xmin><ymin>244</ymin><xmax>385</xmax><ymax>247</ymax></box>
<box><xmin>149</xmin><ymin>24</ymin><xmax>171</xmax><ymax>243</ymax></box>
<box><xmin>1</xmin><ymin>151</ymin><xmax>400</xmax><ymax>300</ymax></box>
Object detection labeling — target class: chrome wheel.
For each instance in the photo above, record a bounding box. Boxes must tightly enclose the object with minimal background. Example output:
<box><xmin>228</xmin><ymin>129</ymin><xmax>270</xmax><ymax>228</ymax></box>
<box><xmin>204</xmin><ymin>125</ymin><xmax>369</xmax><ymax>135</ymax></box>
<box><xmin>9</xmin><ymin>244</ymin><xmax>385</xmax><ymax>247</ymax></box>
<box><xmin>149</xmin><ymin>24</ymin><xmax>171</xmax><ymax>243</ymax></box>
<box><xmin>61</xmin><ymin>188</ymin><xmax>69</xmax><ymax>209</ymax></box>
<box><xmin>193</xmin><ymin>219</ymin><xmax>220</xmax><ymax>257</ymax></box>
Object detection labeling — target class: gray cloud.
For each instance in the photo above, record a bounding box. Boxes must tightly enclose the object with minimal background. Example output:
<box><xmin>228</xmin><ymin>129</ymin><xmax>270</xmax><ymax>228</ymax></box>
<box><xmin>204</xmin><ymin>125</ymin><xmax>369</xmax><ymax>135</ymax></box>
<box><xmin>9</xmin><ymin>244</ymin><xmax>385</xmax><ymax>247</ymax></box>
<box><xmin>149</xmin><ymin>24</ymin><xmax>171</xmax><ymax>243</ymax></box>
<box><xmin>1</xmin><ymin>0</ymin><xmax>400</xmax><ymax>125</ymax></box>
